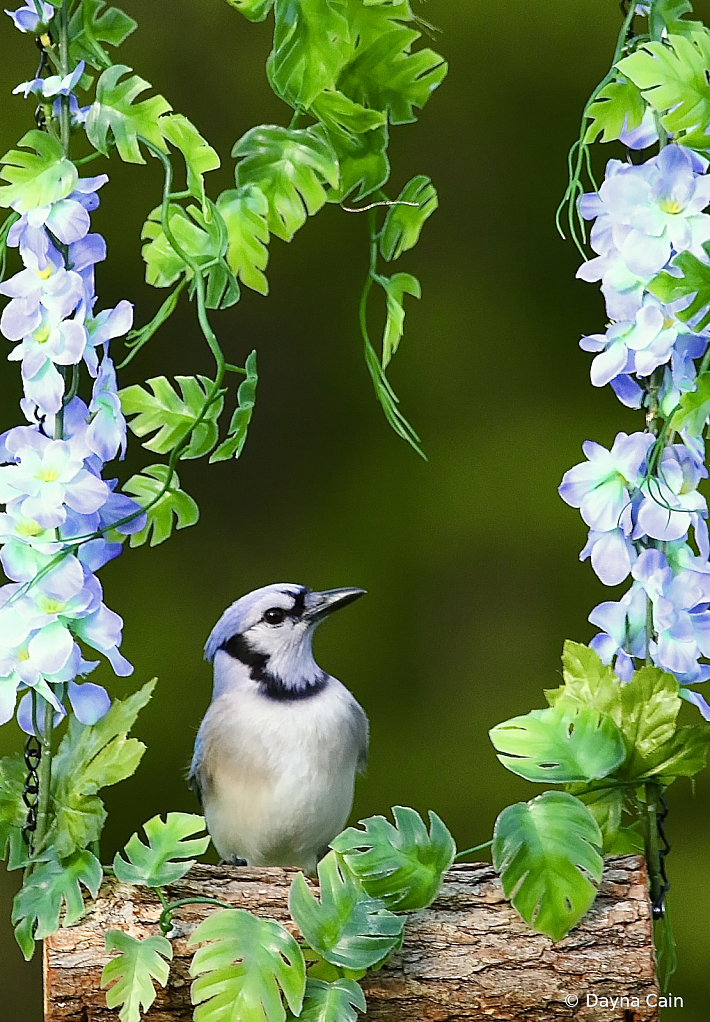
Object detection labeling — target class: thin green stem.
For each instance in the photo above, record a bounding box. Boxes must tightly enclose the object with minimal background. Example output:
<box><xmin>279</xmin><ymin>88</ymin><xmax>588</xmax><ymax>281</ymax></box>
<box><xmin>454</xmin><ymin>839</ymin><xmax>493</xmax><ymax>860</ymax></box>
<box><xmin>556</xmin><ymin>0</ymin><xmax>638</xmax><ymax>250</ymax></box>
<box><xmin>74</xmin><ymin>150</ymin><xmax>105</xmax><ymax>166</ymax></box>
<box><xmin>117</xmin><ymin>277</ymin><xmax>187</xmax><ymax>370</ymax></box>
<box><xmin>158</xmin><ymin>895</ymin><xmax>234</xmax><ymax>936</ymax></box>
<box><xmin>358</xmin><ymin>207</ymin><xmax>378</xmax><ymax>348</ymax></box>
<box><xmin>645</xmin><ymin>595</ymin><xmax>654</xmax><ymax>666</ymax></box>
<box><xmin>643</xmin><ymin>782</ymin><xmax>663</xmax><ymax>914</ymax></box>
<box><xmin>32</xmin><ymin>699</ymin><xmax>55</xmax><ymax>852</ymax></box>
<box><xmin>58</xmin><ymin>0</ymin><xmax>71</xmax><ymax>156</ymax></box>
<box><xmin>141</xmin><ymin>138</ymin><xmax>225</xmax><ymax>378</ymax></box>
<box><xmin>63</xmin><ymin>363</ymin><xmax>80</xmax><ymax>406</ymax></box>
<box><xmin>654</xmin><ymin>111</ymin><xmax>667</xmax><ymax>151</ymax></box>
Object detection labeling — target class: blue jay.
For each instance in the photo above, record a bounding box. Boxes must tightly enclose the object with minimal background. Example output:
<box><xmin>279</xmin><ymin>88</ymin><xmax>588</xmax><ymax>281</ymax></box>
<box><xmin>189</xmin><ymin>583</ymin><xmax>369</xmax><ymax>873</ymax></box>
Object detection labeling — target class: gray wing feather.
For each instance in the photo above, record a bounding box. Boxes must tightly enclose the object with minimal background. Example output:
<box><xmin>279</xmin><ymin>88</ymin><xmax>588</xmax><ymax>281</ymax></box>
<box><xmin>187</xmin><ymin>731</ymin><xmax>208</xmax><ymax>805</ymax></box>
<box><xmin>350</xmin><ymin>700</ymin><xmax>369</xmax><ymax>773</ymax></box>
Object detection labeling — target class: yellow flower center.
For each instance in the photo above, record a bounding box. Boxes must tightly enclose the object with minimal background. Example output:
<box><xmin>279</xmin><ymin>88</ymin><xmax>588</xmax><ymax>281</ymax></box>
<box><xmin>38</xmin><ymin>597</ymin><xmax>64</xmax><ymax>614</ymax></box>
<box><xmin>36</xmin><ymin>266</ymin><xmax>53</xmax><ymax>281</ymax></box>
<box><xmin>16</xmin><ymin>520</ymin><xmax>43</xmax><ymax>538</ymax></box>
<box><xmin>38</xmin><ymin>469</ymin><xmax>59</xmax><ymax>482</ymax></box>
<box><xmin>660</xmin><ymin>198</ymin><xmax>683</xmax><ymax>215</ymax></box>
<box><xmin>33</xmin><ymin>326</ymin><xmax>50</xmax><ymax>345</ymax></box>
<box><xmin>17</xmin><ymin>648</ymin><xmax>30</xmax><ymax>662</ymax></box>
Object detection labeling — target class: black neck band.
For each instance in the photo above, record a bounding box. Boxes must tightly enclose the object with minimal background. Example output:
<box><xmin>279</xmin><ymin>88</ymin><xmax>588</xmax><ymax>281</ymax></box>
<box><xmin>220</xmin><ymin>634</ymin><xmax>327</xmax><ymax>700</ymax></box>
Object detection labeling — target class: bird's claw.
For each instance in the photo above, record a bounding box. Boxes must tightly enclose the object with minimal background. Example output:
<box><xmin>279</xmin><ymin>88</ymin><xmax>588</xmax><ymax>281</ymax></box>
<box><xmin>219</xmin><ymin>855</ymin><xmax>247</xmax><ymax>866</ymax></box>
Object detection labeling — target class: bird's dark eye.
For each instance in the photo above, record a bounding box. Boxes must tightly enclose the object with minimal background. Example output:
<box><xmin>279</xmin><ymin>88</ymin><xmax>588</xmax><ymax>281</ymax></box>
<box><xmin>264</xmin><ymin>607</ymin><xmax>286</xmax><ymax>625</ymax></box>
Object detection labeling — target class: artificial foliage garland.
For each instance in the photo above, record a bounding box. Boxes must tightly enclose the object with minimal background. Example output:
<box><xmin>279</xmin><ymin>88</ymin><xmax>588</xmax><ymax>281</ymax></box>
<box><xmin>0</xmin><ymin>0</ymin><xmax>450</xmax><ymax>1009</ymax></box>
<box><xmin>487</xmin><ymin>0</ymin><xmax>710</xmax><ymax>976</ymax></box>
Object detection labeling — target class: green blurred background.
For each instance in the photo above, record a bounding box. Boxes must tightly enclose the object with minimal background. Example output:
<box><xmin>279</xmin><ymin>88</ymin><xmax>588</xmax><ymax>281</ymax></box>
<box><xmin>1</xmin><ymin>0</ymin><xmax>709</xmax><ymax>1015</ymax></box>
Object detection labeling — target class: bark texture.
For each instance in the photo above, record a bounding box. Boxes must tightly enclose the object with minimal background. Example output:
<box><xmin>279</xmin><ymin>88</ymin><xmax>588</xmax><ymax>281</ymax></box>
<box><xmin>44</xmin><ymin>855</ymin><xmax>658</xmax><ymax>1022</ymax></box>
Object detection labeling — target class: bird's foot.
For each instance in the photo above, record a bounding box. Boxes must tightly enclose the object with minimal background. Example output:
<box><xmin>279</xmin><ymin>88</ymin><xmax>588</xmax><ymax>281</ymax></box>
<box><xmin>219</xmin><ymin>855</ymin><xmax>247</xmax><ymax>866</ymax></box>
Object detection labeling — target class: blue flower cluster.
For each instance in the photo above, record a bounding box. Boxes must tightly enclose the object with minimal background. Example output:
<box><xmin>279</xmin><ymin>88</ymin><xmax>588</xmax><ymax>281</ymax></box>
<box><xmin>560</xmin><ymin>144</ymin><xmax>710</xmax><ymax>720</ymax></box>
<box><xmin>0</xmin><ymin>5</ymin><xmax>144</xmax><ymax>732</ymax></box>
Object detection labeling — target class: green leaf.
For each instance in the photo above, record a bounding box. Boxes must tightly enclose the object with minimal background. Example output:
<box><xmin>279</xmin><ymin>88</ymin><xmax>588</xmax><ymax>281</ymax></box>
<box><xmin>86</xmin><ymin>64</ymin><xmax>171</xmax><ymax>163</ymax></box>
<box><xmin>569</xmin><ymin>786</ymin><xmax>643</xmax><ymax>855</ymax></box>
<box><xmin>489</xmin><ymin>702</ymin><xmax>627</xmax><ymax>784</ymax></box>
<box><xmin>210</xmin><ymin>350</ymin><xmax>259</xmax><ymax>462</ymax></box>
<box><xmin>339</xmin><ymin>24</ymin><xmax>447</xmax><ymax>125</ymax></box>
<box><xmin>362</xmin><ymin>334</ymin><xmax>423</xmax><ymax>457</ymax></box>
<box><xmin>310</xmin><ymin>90</ymin><xmax>385</xmax><ymax>139</ymax></box>
<box><xmin>667</xmin><ymin>372</ymin><xmax>710</xmax><ymax>435</ymax></box>
<box><xmin>492</xmin><ymin>791</ymin><xmax>603</xmax><ymax>942</ymax></box>
<box><xmin>162</xmin><ymin>114</ymin><xmax>220</xmax><ymax>214</ymax></box>
<box><xmin>331</xmin><ymin>806</ymin><xmax>455</xmax><ymax>911</ymax></box>
<box><xmin>69</xmin><ymin>0</ymin><xmax>137</xmax><ymax>70</ymax></box>
<box><xmin>224</xmin><ymin>0</ymin><xmax>274</xmax><ymax>22</ymax></box>
<box><xmin>380</xmin><ymin>176</ymin><xmax>437</xmax><ymax>261</ymax></box>
<box><xmin>650</xmin><ymin>0</ymin><xmax>704</xmax><ymax>41</ymax></box>
<box><xmin>325</xmin><ymin>123</ymin><xmax>390</xmax><ymax>203</ymax></box>
<box><xmin>640</xmin><ymin>722</ymin><xmax>710</xmax><ymax>779</ymax></box>
<box><xmin>617</xmin><ymin>30</ymin><xmax>710</xmax><ymax>148</ymax></box>
<box><xmin>189</xmin><ymin>908</ymin><xmax>306</xmax><ymax>1022</ymax></box>
<box><xmin>114</xmin><ymin>812</ymin><xmax>209</xmax><ymax>886</ymax></box>
<box><xmin>12</xmin><ymin>849</ymin><xmax>102</xmax><ymax>960</ymax></box>
<box><xmin>545</xmin><ymin>640</ymin><xmax>623</xmax><ymax>726</ymax></box>
<box><xmin>120</xmin><ymin>375</ymin><xmax>224</xmax><ymax>459</ymax></box>
<box><xmin>618</xmin><ymin>666</ymin><xmax>681</xmax><ymax>776</ymax></box>
<box><xmin>233</xmin><ymin>125</ymin><xmax>339</xmax><ymax>242</ymax></box>
<box><xmin>0</xmin><ymin>754</ymin><xmax>29</xmax><ymax>870</ymax></box>
<box><xmin>584</xmin><ymin>75</ymin><xmax>646</xmax><ymax>144</ymax></box>
<box><xmin>0</xmin><ymin>130</ymin><xmax>77</xmax><ymax>212</ymax></box>
<box><xmin>377</xmin><ymin>271</ymin><xmax>420</xmax><ymax>369</ymax></box>
<box><xmin>141</xmin><ymin>202</ymin><xmax>238</xmax><ymax>309</ymax></box>
<box><xmin>269</xmin><ymin>0</ymin><xmax>352</xmax><ymax>108</ymax></box>
<box><xmin>44</xmin><ymin>680</ymin><xmax>155</xmax><ymax>859</ymax></box>
<box><xmin>649</xmin><ymin>244</ymin><xmax>710</xmax><ymax>332</ymax></box>
<box><xmin>217</xmin><ymin>186</ymin><xmax>270</xmax><ymax>295</ymax></box>
<box><xmin>123</xmin><ymin>464</ymin><xmax>199</xmax><ymax>547</ymax></box>
<box><xmin>288</xmin><ymin>850</ymin><xmax>403</xmax><ymax>970</ymax></box>
<box><xmin>287</xmin><ymin>978</ymin><xmax>366</xmax><ymax>1022</ymax></box>
<box><xmin>102</xmin><ymin>931</ymin><xmax>173</xmax><ymax>1022</ymax></box>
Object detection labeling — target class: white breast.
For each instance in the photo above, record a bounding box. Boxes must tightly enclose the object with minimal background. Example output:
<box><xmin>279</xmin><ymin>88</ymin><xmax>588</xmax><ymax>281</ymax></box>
<box><xmin>198</xmin><ymin>678</ymin><xmax>366</xmax><ymax>872</ymax></box>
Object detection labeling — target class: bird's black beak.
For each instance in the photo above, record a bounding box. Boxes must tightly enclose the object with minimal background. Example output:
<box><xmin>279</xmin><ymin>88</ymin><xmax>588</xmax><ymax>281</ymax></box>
<box><xmin>303</xmin><ymin>587</ymin><xmax>367</xmax><ymax>621</ymax></box>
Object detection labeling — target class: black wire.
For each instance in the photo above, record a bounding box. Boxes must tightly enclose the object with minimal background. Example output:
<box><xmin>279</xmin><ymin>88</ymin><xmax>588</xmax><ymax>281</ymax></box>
<box><xmin>653</xmin><ymin>790</ymin><xmax>671</xmax><ymax>920</ymax></box>
<box><xmin>21</xmin><ymin>736</ymin><xmax>41</xmax><ymax>853</ymax></box>
<box><xmin>33</xmin><ymin>35</ymin><xmax>49</xmax><ymax>131</ymax></box>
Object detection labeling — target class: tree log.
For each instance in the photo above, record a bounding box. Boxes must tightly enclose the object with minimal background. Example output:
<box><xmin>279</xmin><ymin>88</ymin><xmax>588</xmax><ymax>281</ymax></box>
<box><xmin>44</xmin><ymin>855</ymin><xmax>658</xmax><ymax>1022</ymax></box>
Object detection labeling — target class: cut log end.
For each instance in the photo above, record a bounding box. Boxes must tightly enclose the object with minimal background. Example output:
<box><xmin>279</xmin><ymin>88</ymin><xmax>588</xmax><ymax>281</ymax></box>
<box><xmin>44</xmin><ymin>855</ymin><xmax>658</xmax><ymax>1021</ymax></box>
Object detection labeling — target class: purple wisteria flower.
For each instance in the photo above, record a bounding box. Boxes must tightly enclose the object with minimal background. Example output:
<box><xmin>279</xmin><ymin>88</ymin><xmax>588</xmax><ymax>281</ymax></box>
<box><xmin>86</xmin><ymin>356</ymin><xmax>127</xmax><ymax>461</ymax></box>
<box><xmin>580</xmin><ymin>527</ymin><xmax>637</xmax><ymax>586</ymax></box>
<box><xmin>568</xmin><ymin>88</ymin><xmax>710</xmax><ymax>721</ymax></box>
<box><xmin>588</xmin><ymin>548</ymin><xmax>710</xmax><ymax>717</ymax></box>
<box><xmin>13</xmin><ymin>61</ymin><xmax>84</xmax><ymax>101</ymax></box>
<box><xmin>559</xmin><ymin>431</ymin><xmax>653</xmax><ymax>533</ymax></box>
<box><xmin>4</xmin><ymin>2</ymin><xmax>53</xmax><ymax>34</ymax></box>
<box><xmin>577</xmin><ymin>146</ymin><xmax>710</xmax><ymax>319</ymax></box>
<box><xmin>618</xmin><ymin>107</ymin><xmax>660</xmax><ymax>151</ymax></box>
<box><xmin>0</xmin><ymin>65</ymin><xmax>140</xmax><ymax>735</ymax></box>
<box><xmin>0</xmin><ymin>429</ymin><xmax>109</xmax><ymax>528</ymax></box>
<box><xmin>636</xmin><ymin>443</ymin><xmax>709</xmax><ymax>552</ymax></box>
<box><xmin>580</xmin><ymin>296</ymin><xmax>679</xmax><ymax>387</ymax></box>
